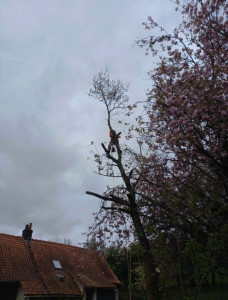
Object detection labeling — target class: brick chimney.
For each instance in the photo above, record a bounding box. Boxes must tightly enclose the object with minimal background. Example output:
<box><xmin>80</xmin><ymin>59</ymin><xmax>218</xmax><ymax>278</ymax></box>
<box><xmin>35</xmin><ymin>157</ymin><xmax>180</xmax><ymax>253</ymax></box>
<box><xmin>22</xmin><ymin>223</ymin><xmax>33</xmax><ymax>241</ymax></box>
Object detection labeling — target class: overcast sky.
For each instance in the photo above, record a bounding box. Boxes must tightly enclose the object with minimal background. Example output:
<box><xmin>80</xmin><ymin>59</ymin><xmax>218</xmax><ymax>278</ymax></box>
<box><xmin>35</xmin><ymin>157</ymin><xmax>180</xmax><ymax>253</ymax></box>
<box><xmin>0</xmin><ymin>0</ymin><xmax>180</xmax><ymax>245</ymax></box>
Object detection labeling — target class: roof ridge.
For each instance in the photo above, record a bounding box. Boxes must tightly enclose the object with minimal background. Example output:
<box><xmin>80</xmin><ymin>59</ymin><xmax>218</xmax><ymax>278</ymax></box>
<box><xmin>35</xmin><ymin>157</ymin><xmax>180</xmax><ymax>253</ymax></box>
<box><xmin>0</xmin><ymin>233</ymin><xmax>95</xmax><ymax>252</ymax></box>
<box><xmin>0</xmin><ymin>233</ymin><xmax>22</xmax><ymax>238</ymax></box>
<box><xmin>32</xmin><ymin>238</ymin><xmax>93</xmax><ymax>251</ymax></box>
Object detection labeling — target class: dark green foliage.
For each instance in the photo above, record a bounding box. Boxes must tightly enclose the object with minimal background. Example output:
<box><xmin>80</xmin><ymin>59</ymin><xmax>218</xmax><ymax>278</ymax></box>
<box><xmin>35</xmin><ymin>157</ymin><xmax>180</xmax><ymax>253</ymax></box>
<box><xmin>162</xmin><ymin>286</ymin><xmax>228</xmax><ymax>300</ymax></box>
<box><xmin>102</xmin><ymin>228</ymin><xmax>228</xmax><ymax>300</ymax></box>
<box><xmin>103</xmin><ymin>245</ymin><xmax>147</xmax><ymax>300</ymax></box>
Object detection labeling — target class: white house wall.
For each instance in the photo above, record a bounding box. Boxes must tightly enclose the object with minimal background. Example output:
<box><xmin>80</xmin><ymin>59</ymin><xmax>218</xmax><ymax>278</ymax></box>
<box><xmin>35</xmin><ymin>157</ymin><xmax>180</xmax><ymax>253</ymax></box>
<box><xmin>16</xmin><ymin>286</ymin><xmax>24</xmax><ymax>300</ymax></box>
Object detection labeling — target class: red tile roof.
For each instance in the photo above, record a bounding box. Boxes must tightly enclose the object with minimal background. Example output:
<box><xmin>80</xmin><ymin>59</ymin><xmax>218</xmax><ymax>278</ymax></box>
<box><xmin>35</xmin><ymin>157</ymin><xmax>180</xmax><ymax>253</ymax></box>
<box><xmin>0</xmin><ymin>234</ymin><xmax>120</xmax><ymax>297</ymax></box>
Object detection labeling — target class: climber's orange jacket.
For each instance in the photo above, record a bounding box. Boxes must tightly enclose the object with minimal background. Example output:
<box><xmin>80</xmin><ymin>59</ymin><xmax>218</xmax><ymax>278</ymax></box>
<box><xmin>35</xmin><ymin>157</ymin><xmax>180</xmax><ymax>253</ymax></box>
<box><xmin>109</xmin><ymin>130</ymin><xmax>121</xmax><ymax>138</ymax></box>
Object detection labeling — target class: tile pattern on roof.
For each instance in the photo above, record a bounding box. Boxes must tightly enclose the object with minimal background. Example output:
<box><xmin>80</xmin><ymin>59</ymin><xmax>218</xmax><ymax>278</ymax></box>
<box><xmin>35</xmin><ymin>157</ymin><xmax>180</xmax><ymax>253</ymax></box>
<box><xmin>0</xmin><ymin>234</ymin><xmax>120</xmax><ymax>296</ymax></box>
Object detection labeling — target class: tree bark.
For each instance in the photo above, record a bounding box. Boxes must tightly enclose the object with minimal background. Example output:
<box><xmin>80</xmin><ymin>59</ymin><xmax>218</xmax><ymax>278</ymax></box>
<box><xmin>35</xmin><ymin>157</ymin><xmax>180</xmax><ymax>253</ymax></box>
<box><xmin>99</xmin><ymin>138</ymin><xmax>161</xmax><ymax>300</ymax></box>
<box><xmin>129</xmin><ymin>195</ymin><xmax>160</xmax><ymax>300</ymax></box>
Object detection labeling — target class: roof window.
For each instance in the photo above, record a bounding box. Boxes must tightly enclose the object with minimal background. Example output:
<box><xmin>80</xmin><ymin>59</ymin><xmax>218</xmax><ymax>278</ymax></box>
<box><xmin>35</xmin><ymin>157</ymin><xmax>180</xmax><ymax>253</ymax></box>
<box><xmin>52</xmin><ymin>259</ymin><xmax>62</xmax><ymax>269</ymax></box>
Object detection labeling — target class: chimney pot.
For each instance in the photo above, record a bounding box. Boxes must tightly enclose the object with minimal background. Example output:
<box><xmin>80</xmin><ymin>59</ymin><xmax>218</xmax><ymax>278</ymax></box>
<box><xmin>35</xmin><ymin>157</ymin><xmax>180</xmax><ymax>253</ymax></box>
<box><xmin>22</xmin><ymin>223</ymin><xmax>33</xmax><ymax>241</ymax></box>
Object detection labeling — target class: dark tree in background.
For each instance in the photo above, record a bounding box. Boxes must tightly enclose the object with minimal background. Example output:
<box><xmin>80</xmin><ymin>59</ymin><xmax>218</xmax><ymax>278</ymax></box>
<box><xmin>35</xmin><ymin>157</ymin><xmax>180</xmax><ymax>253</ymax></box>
<box><xmin>86</xmin><ymin>1</ymin><xmax>228</xmax><ymax>299</ymax></box>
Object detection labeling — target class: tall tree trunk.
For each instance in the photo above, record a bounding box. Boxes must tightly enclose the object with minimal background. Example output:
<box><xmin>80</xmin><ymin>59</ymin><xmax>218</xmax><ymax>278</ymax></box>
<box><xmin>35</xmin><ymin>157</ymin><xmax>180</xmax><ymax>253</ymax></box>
<box><xmin>143</xmin><ymin>251</ymin><xmax>160</xmax><ymax>300</ymax></box>
<box><xmin>129</xmin><ymin>195</ymin><xmax>160</xmax><ymax>300</ymax></box>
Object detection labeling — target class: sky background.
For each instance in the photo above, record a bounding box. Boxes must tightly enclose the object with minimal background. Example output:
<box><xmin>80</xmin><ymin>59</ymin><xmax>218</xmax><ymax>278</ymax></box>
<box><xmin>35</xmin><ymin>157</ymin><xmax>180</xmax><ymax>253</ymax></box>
<box><xmin>0</xmin><ymin>0</ymin><xmax>180</xmax><ymax>245</ymax></box>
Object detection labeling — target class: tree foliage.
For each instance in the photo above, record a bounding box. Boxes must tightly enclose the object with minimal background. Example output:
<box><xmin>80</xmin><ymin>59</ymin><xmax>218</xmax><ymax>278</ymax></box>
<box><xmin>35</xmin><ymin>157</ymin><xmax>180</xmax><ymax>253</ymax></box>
<box><xmin>86</xmin><ymin>1</ymin><xmax>228</xmax><ymax>299</ymax></box>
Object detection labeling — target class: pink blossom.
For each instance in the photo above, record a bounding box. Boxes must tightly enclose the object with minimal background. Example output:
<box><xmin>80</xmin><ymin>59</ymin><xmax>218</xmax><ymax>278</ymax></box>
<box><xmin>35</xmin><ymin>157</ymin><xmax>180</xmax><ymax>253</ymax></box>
<box><xmin>170</xmin><ymin>107</ymin><xmax>178</xmax><ymax>114</ymax></box>
<box><xmin>169</xmin><ymin>120</ymin><xmax>176</xmax><ymax>127</ymax></box>
<box><xmin>202</xmin><ymin>115</ymin><xmax>209</xmax><ymax>121</ymax></box>
<box><xmin>186</xmin><ymin>126</ymin><xmax>194</xmax><ymax>133</ymax></box>
<box><xmin>166</xmin><ymin>87</ymin><xmax>172</xmax><ymax>93</ymax></box>
<box><xmin>222</xmin><ymin>81</ymin><xmax>228</xmax><ymax>88</ymax></box>
<box><xmin>192</xmin><ymin>109</ymin><xmax>199</xmax><ymax>118</ymax></box>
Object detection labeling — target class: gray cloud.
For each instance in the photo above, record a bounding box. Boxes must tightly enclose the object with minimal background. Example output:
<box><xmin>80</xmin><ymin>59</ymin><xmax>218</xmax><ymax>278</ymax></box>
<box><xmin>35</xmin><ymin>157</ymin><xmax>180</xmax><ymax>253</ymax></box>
<box><xmin>0</xmin><ymin>0</ymin><xmax>180</xmax><ymax>244</ymax></box>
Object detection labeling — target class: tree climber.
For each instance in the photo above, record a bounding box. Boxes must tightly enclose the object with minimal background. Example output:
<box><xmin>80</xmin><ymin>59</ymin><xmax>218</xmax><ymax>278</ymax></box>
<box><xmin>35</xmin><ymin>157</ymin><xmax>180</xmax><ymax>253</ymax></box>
<box><xmin>107</xmin><ymin>129</ymin><xmax>121</xmax><ymax>154</ymax></box>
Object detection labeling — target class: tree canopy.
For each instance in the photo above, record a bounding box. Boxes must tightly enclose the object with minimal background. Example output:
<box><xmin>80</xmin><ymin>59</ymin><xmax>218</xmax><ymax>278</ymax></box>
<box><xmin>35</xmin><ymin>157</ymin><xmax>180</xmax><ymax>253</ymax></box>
<box><xmin>86</xmin><ymin>1</ymin><xmax>228</xmax><ymax>299</ymax></box>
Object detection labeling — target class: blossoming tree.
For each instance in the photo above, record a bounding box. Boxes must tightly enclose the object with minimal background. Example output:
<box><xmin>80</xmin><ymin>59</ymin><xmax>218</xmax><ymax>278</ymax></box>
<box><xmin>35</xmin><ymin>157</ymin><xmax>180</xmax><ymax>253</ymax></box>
<box><xmin>86</xmin><ymin>1</ymin><xmax>228</xmax><ymax>299</ymax></box>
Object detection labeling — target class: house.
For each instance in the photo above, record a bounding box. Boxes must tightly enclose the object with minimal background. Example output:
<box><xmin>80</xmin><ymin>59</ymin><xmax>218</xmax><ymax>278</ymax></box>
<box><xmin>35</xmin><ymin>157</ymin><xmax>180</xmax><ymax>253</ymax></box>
<box><xmin>0</xmin><ymin>224</ymin><xmax>120</xmax><ymax>300</ymax></box>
